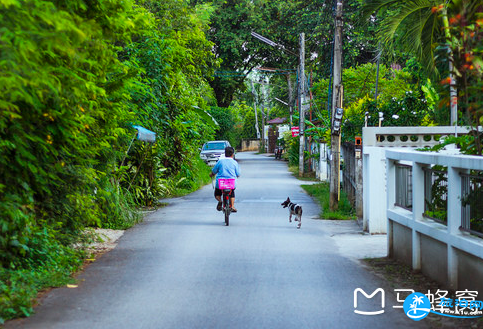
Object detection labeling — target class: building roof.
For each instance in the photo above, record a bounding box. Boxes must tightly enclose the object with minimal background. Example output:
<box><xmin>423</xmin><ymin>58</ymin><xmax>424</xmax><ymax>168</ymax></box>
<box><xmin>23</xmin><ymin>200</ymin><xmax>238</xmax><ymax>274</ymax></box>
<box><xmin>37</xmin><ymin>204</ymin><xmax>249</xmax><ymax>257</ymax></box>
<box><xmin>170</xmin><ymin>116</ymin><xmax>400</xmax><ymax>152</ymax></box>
<box><xmin>267</xmin><ymin>117</ymin><xmax>287</xmax><ymax>125</ymax></box>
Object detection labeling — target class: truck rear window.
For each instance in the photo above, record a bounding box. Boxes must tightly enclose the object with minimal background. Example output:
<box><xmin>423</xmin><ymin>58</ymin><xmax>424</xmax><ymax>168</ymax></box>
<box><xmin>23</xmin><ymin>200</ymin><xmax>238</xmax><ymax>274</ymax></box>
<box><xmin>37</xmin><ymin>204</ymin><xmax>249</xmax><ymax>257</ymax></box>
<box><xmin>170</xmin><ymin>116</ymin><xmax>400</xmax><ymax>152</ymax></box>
<box><xmin>203</xmin><ymin>143</ymin><xmax>225</xmax><ymax>150</ymax></box>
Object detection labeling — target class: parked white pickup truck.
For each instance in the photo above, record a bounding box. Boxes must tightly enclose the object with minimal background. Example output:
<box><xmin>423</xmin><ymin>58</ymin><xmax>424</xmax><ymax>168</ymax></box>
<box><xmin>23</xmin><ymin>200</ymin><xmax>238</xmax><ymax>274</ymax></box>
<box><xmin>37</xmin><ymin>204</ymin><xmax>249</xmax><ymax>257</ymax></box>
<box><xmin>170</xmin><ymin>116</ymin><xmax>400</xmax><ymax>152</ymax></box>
<box><xmin>199</xmin><ymin>140</ymin><xmax>233</xmax><ymax>166</ymax></box>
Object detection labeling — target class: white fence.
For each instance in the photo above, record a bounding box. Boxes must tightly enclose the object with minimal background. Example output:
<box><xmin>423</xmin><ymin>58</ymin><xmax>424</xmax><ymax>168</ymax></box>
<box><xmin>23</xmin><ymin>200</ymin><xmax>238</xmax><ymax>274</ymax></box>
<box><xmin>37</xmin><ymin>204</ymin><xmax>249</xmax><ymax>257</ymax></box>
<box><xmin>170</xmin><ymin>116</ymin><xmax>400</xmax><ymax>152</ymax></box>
<box><xmin>362</xmin><ymin>126</ymin><xmax>471</xmax><ymax>233</ymax></box>
<box><xmin>341</xmin><ymin>142</ymin><xmax>363</xmax><ymax>217</ymax></box>
<box><xmin>386</xmin><ymin>149</ymin><xmax>483</xmax><ymax>291</ymax></box>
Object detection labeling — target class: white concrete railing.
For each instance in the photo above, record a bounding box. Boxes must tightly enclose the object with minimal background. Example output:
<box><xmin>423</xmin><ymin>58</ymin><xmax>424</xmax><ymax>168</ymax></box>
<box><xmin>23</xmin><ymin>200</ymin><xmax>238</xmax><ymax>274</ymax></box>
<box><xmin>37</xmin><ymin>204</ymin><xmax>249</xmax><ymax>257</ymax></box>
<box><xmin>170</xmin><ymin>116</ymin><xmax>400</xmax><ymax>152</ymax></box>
<box><xmin>364</xmin><ymin>126</ymin><xmax>471</xmax><ymax>148</ymax></box>
<box><xmin>362</xmin><ymin>126</ymin><xmax>471</xmax><ymax>234</ymax></box>
<box><xmin>386</xmin><ymin>149</ymin><xmax>483</xmax><ymax>291</ymax></box>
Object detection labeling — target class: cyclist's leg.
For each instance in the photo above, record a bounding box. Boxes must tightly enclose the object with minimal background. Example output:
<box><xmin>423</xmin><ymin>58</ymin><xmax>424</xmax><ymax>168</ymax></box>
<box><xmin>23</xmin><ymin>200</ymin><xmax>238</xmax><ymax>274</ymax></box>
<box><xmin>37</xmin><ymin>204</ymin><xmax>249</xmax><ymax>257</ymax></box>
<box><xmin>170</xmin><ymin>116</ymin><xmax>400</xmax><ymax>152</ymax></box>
<box><xmin>214</xmin><ymin>188</ymin><xmax>222</xmax><ymax>201</ymax></box>
<box><xmin>214</xmin><ymin>188</ymin><xmax>222</xmax><ymax>211</ymax></box>
<box><xmin>229</xmin><ymin>189</ymin><xmax>236</xmax><ymax>211</ymax></box>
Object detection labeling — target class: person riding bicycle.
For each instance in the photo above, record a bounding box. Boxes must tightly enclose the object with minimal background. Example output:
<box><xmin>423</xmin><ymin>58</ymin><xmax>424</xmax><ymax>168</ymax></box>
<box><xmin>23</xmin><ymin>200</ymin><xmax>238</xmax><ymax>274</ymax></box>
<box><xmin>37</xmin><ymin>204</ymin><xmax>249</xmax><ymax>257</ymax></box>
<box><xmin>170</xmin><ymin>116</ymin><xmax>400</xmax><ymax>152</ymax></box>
<box><xmin>209</xmin><ymin>146</ymin><xmax>240</xmax><ymax>212</ymax></box>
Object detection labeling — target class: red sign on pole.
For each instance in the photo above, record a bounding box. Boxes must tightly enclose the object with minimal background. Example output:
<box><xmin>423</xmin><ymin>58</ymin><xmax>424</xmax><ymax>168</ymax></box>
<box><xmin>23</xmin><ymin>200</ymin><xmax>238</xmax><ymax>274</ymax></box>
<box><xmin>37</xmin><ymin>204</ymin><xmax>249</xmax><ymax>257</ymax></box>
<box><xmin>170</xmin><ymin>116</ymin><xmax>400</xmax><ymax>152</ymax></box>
<box><xmin>291</xmin><ymin>126</ymin><xmax>299</xmax><ymax>137</ymax></box>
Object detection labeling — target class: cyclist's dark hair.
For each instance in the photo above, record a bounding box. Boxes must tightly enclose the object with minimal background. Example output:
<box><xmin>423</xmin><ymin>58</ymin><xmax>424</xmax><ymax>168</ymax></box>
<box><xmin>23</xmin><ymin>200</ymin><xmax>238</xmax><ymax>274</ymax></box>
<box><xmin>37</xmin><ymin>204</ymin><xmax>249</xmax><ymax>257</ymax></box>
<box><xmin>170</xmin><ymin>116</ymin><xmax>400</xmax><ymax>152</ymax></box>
<box><xmin>225</xmin><ymin>146</ymin><xmax>235</xmax><ymax>157</ymax></box>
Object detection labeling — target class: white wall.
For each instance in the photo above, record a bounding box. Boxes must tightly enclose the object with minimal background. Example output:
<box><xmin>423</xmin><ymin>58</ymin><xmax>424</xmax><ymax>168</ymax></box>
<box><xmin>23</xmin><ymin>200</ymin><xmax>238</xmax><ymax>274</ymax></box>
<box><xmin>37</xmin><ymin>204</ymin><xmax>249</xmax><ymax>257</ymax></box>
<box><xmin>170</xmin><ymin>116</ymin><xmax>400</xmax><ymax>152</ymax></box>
<box><xmin>278</xmin><ymin>125</ymin><xmax>290</xmax><ymax>138</ymax></box>
<box><xmin>362</xmin><ymin>147</ymin><xmax>388</xmax><ymax>233</ymax></box>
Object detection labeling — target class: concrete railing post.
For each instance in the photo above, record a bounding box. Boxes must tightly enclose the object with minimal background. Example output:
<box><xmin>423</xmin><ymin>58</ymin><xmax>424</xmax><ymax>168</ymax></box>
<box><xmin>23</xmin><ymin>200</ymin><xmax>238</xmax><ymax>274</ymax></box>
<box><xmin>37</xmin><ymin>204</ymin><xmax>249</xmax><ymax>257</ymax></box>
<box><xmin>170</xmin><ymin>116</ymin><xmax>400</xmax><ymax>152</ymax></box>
<box><xmin>411</xmin><ymin>162</ymin><xmax>425</xmax><ymax>271</ymax></box>
<box><xmin>447</xmin><ymin>166</ymin><xmax>462</xmax><ymax>290</ymax></box>
<box><xmin>386</xmin><ymin>158</ymin><xmax>396</xmax><ymax>258</ymax></box>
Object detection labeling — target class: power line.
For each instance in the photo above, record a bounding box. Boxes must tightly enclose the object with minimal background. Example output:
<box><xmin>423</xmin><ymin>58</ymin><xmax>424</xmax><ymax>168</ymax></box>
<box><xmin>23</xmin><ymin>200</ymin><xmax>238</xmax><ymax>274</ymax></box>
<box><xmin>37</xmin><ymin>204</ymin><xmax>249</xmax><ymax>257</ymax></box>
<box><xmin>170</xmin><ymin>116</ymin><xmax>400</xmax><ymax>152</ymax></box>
<box><xmin>213</xmin><ymin>68</ymin><xmax>296</xmax><ymax>78</ymax></box>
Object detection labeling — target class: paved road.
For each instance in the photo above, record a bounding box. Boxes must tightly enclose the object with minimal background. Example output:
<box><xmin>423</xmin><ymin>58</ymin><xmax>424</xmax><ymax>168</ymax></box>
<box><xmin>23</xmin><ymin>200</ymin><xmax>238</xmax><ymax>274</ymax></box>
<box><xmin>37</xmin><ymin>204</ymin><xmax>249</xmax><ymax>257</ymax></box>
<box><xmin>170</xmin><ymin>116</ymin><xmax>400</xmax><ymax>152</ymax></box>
<box><xmin>7</xmin><ymin>152</ymin><xmax>426</xmax><ymax>328</ymax></box>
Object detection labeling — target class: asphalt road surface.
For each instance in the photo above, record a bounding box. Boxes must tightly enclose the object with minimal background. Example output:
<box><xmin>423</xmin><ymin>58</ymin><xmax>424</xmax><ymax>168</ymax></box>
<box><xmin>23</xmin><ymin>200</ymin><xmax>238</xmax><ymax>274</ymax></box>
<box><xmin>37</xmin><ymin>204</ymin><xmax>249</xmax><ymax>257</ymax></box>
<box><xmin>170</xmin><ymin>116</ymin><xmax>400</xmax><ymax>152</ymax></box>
<box><xmin>7</xmin><ymin>152</ymin><xmax>427</xmax><ymax>329</ymax></box>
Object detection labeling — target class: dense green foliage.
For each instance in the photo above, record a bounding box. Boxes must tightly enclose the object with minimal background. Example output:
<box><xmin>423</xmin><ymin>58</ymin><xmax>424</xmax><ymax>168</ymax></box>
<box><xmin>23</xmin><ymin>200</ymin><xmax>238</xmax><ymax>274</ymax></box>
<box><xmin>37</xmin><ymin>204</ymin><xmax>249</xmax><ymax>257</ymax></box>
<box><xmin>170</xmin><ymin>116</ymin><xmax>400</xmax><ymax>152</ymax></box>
<box><xmin>240</xmin><ymin>107</ymin><xmax>263</xmax><ymax>141</ymax></box>
<box><xmin>0</xmin><ymin>0</ymin><xmax>218</xmax><ymax>322</ymax></box>
<box><xmin>362</xmin><ymin>0</ymin><xmax>483</xmax><ymax>153</ymax></box>
<box><xmin>208</xmin><ymin>106</ymin><xmax>240</xmax><ymax>148</ymax></box>
<box><xmin>444</xmin><ymin>0</ymin><xmax>483</xmax><ymax>154</ymax></box>
<box><xmin>312</xmin><ymin>62</ymin><xmax>435</xmax><ymax>143</ymax></box>
<box><xmin>205</xmin><ymin>0</ymin><xmax>435</xmax><ymax>151</ymax></box>
<box><xmin>364</xmin><ymin>0</ymin><xmax>483</xmax><ymax>239</ymax></box>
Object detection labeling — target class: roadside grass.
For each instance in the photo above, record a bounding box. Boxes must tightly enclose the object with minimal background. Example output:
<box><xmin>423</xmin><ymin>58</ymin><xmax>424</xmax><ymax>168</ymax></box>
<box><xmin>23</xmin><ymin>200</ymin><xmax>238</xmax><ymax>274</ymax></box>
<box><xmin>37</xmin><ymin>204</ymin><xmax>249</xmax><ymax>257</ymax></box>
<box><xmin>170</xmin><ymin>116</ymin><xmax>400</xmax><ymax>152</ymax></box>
<box><xmin>287</xmin><ymin>166</ymin><xmax>355</xmax><ymax>219</ymax></box>
<box><xmin>288</xmin><ymin>165</ymin><xmax>318</xmax><ymax>181</ymax></box>
<box><xmin>301</xmin><ymin>182</ymin><xmax>356</xmax><ymax>220</ymax></box>
<box><xmin>0</xmin><ymin>240</ymin><xmax>84</xmax><ymax>324</ymax></box>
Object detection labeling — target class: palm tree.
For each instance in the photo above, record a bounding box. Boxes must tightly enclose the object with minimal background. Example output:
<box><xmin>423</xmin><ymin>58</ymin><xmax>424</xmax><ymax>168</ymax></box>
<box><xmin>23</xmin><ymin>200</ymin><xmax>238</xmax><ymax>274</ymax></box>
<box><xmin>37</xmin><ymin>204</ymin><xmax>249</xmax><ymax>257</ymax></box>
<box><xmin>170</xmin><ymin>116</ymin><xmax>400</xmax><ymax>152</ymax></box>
<box><xmin>361</xmin><ymin>0</ymin><xmax>458</xmax><ymax>124</ymax></box>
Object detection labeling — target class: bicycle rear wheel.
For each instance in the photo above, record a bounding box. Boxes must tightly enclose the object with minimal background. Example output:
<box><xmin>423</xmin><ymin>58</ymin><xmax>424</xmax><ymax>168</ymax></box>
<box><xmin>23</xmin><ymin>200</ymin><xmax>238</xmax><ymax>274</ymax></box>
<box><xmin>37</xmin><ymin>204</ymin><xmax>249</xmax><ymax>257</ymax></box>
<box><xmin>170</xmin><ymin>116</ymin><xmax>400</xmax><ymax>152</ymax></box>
<box><xmin>223</xmin><ymin>193</ymin><xmax>230</xmax><ymax>226</ymax></box>
<box><xmin>224</xmin><ymin>208</ymin><xmax>230</xmax><ymax>226</ymax></box>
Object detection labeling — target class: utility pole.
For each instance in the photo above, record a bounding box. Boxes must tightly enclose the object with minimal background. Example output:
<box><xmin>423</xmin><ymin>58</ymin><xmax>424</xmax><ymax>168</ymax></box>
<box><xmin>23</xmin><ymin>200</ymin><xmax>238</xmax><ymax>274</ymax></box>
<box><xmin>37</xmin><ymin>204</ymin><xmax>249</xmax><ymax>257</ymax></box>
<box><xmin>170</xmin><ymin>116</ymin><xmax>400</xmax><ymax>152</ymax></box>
<box><xmin>250</xmin><ymin>79</ymin><xmax>261</xmax><ymax>139</ymax></box>
<box><xmin>298</xmin><ymin>32</ymin><xmax>305</xmax><ymax>177</ymax></box>
<box><xmin>287</xmin><ymin>74</ymin><xmax>294</xmax><ymax>127</ymax></box>
<box><xmin>374</xmin><ymin>49</ymin><xmax>381</xmax><ymax>108</ymax></box>
<box><xmin>260</xmin><ymin>77</ymin><xmax>270</xmax><ymax>152</ymax></box>
<box><xmin>260</xmin><ymin>102</ymin><xmax>266</xmax><ymax>152</ymax></box>
<box><xmin>330</xmin><ymin>1</ymin><xmax>343</xmax><ymax>211</ymax></box>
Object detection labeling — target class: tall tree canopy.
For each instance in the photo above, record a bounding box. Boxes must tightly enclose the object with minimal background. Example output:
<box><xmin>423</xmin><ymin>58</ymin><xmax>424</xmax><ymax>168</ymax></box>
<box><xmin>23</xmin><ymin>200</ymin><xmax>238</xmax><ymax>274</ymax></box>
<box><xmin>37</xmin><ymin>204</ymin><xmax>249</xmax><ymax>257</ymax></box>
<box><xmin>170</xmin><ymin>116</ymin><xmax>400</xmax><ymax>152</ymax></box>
<box><xmin>200</xmin><ymin>0</ymin><xmax>379</xmax><ymax>107</ymax></box>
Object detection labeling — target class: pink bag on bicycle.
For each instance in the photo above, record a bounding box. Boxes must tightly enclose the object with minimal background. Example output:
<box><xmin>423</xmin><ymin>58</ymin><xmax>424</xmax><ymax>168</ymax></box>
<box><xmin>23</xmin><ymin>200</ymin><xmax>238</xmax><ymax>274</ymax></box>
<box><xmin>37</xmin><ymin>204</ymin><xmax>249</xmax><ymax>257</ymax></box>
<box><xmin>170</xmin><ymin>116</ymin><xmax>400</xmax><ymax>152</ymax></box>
<box><xmin>218</xmin><ymin>178</ymin><xmax>235</xmax><ymax>189</ymax></box>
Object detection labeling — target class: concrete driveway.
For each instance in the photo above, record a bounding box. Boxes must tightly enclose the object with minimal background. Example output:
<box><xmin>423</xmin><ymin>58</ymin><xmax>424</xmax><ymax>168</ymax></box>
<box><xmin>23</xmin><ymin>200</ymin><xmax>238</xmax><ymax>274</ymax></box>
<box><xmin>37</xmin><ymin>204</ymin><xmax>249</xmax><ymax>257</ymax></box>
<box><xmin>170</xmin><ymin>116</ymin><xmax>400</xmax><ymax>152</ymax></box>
<box><xmin>6</xmin><ymin>152</ymin><xmax>426</xmax><ymax>328</ymax></box>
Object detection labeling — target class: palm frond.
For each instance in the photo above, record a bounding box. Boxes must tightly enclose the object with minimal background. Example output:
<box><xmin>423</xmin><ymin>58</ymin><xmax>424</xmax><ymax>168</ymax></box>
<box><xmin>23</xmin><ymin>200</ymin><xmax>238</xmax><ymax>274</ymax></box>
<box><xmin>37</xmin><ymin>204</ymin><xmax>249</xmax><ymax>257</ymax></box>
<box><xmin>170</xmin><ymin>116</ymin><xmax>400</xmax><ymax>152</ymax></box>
<box><xmin>363</xmin><ymin>0</ymin><xmax>443</xmax><ymax>76</ymax></box>
<box><xmin>419</xmin><ymin>11</ymin><xmax>441</xmax><ymax>77</ymax></box>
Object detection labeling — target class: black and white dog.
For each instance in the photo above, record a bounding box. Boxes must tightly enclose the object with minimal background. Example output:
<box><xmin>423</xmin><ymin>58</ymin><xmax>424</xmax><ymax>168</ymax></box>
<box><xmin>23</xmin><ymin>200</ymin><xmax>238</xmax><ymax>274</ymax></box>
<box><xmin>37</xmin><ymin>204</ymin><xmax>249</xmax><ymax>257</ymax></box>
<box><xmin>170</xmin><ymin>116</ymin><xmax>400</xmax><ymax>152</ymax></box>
<box><xmin>281</xmin><ymin>197</ymin><xmax>302</xmax><ymax>229</ymax></box>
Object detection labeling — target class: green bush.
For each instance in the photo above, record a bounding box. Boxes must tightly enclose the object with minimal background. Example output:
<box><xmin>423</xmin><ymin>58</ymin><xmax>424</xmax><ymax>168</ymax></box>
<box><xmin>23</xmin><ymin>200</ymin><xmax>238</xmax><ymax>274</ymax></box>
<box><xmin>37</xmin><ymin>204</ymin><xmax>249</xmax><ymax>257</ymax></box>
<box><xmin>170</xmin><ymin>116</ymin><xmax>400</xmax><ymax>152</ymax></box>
<box><xmin>171</xmin><ymin>158</ymin><xmax>212</xmax><ymax>196</ymax></box>
<box><xmin>96</xmin><ymin>180</ymin><xmax>142</xmax><ymax>230</ymax></box>
<box><xmin>283</xmin><ymin>131</ymin><xmax>299</xmax><ymax>166</ymax></box>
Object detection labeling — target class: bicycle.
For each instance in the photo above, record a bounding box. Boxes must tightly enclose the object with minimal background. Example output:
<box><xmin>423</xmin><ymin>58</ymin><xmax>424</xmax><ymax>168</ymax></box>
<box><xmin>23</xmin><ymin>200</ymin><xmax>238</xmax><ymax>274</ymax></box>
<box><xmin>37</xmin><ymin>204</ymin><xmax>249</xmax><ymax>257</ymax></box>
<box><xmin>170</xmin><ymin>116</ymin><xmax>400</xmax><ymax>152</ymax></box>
<box><xmin>218</xmin><ymin>178</ymin><xmax>235</xmax><ymax>226</ymax></box>
<box><xmin>274</xmin><ymin>146</ymin><xmax>283</xmax><ymax>160</ymax></box>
